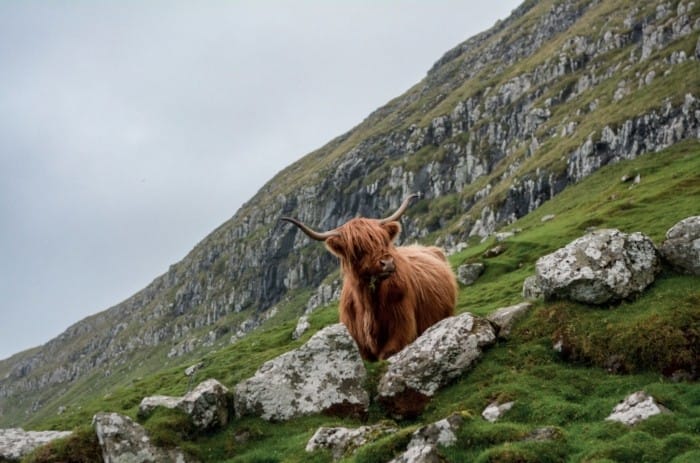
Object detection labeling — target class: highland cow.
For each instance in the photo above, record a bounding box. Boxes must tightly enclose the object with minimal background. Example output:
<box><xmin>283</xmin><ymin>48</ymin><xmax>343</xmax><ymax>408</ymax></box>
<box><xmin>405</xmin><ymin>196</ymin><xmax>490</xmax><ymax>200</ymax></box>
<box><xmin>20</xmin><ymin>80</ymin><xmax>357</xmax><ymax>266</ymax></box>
<box><xmin>281</xmin><ymin>194</ymin><xmax>457</xmax><ymax>360</ymax></box>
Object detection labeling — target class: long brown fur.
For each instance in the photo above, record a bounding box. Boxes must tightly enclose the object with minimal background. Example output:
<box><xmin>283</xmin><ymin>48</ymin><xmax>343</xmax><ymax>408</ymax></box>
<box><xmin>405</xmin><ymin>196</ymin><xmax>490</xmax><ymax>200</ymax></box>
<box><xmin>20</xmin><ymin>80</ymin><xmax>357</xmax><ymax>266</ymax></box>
<box><xmin>324</xmin><ymin>218</ymin><xmax>457</xmax><ymax>360</ymax></box>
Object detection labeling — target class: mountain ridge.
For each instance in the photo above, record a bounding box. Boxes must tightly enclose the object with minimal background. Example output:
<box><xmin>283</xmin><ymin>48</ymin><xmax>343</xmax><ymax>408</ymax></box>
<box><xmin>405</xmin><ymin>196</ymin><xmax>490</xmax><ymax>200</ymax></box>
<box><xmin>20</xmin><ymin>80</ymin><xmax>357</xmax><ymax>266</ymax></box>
<box><xmin>1</xmin><ymin>0</ymin><xmax>699</xmax><ymax>428</ymax></box>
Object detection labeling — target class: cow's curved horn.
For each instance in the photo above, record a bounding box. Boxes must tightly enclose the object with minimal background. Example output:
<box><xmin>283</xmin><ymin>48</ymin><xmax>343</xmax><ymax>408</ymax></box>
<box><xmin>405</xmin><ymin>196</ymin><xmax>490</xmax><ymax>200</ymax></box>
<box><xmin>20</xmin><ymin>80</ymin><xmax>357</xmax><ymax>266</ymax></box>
<box><xmin>280</xmin><ymin>217</ymin><xmax>340</xmax><ymax>241</ymax></box>
<box><xmin>380</xmin><ymin>193</ymin><xmax>421</xmax><ymax>224</ymax></box>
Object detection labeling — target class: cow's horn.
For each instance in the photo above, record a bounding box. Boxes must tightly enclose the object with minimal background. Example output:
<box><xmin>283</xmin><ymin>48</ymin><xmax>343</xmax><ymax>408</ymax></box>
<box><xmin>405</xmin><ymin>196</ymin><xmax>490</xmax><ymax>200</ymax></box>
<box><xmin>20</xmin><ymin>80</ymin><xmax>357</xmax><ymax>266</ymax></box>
<box><xmin>380</xmin><ymin>193</ymin><xmax>421</xmax><ymax>223</ymax></box>
<box><xmin>280</xmin><ymin>217</ymin><xmax>340</xmax><ymax>241</ymax></box>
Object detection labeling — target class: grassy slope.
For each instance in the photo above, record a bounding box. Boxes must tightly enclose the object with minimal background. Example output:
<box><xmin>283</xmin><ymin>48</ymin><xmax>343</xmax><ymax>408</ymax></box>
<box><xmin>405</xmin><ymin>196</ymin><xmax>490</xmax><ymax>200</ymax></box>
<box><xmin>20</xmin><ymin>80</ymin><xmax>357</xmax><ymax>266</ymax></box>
<box><xmin>24</xmin><ymin>141</ymin><xmax>700</xmax><ymax>462</ymax></box>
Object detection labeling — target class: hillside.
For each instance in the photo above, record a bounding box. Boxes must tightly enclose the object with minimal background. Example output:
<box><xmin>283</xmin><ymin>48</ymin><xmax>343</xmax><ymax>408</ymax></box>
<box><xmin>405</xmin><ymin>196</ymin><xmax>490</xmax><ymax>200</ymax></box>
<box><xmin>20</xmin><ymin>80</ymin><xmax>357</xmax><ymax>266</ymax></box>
<box><xmin>17</xmin><ymin>136</ymin><xmax>700</xmax><ymax>463</ymax></box>
<box><xmin>1</xmin><ymin>0</ymin><xmax>699</xmax><ymax>444</ymax></box>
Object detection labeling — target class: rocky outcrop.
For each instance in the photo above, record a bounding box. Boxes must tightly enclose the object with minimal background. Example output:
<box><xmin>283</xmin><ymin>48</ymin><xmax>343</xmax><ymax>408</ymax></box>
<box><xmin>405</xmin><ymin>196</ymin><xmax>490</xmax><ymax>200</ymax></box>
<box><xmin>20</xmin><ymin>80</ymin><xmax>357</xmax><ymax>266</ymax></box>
<box><xmin>567</xmin><ymin>95</ymin><xmax>700</xmax><ymax>183</ymax></box>
<box><xmin>93</xmin><ymin>412</ymin><xmax>194</xmax><ymax>463</ymax></box>
<box><xmin>305</xmin><ymin>422</ymin><xmax>398</xmax><ymax>461</ymax></box>
<box><xmin>138</xmin><ymin>379</ymin><xmax>231</xmax><ymax>431</ymax></box>
<box><xmin>659</xmin><ymin>216</ymin><xmax>700</xmax><ymax>275</ymax></box>
<box><xmin>605</xmin><ymin>391</ymin><xmax>670</xmax><ymax>426</ymax></box>
<box><xmin>0</xmin><ymin>428</ymin><xmax>72</xmax><ymax>462</ymax></box>
<box><xmin>234</xmin><ymin>324</ymin><xmax>368</xmax><ymax>421</ymax></box>
<box><xmin>377</xmin><ymin>313</ymin><xmax>496</xmax><ymax>419</ymax></box>
<box><xmin>534</xmin><ymin>229</ymin><xmax>660</xmax><ymax>304</ymax></box>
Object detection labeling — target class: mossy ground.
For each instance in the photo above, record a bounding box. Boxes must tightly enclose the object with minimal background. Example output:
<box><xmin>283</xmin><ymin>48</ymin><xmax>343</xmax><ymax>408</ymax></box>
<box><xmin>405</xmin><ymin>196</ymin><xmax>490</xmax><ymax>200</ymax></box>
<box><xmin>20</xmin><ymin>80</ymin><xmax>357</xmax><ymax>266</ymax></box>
<box><xmin>22</xmin><ymin>141</ymin><xmax>699</xmax><ymax>462</ymax></box>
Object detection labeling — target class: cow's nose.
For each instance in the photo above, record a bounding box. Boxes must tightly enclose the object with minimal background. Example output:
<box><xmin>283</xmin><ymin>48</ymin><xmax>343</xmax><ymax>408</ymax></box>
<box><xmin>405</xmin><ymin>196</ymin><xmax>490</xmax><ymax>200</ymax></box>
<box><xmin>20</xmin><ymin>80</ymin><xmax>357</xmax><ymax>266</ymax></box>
<box><xmin>380</xmin><ymin>258</ymin><xmax>395</xmax><ymax>273</ymax></box>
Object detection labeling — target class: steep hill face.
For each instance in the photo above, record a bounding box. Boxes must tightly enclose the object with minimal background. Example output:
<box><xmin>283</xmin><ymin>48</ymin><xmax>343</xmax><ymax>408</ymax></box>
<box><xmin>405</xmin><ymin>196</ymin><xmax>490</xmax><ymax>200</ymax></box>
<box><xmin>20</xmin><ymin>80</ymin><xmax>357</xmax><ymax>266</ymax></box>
<box><xmin>1</xmin><ymin>0</ymin><xmax>699</xmax><ymax>426</ymax></box>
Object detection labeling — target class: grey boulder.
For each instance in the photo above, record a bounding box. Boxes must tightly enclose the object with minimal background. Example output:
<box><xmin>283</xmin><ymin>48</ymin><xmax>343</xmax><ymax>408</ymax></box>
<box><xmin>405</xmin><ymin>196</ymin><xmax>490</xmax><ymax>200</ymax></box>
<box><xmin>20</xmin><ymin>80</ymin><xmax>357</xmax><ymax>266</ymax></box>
<box><xmin>93</xmin><ymin>412</ymin><xmax>193</xmax><ymax>463</ymax></box>
<box><xmin>659</xmin><ymin>216</ymin><xmax>700</xmax><ymax>275</ymax></box>
<box><xmin>535</xmin><ymin>229</ymin><xmax>660</xmax><ymax>304</ymax></box>
<box><xmin>234</xmin><ymin>323</ymin><xmax>369</xmax><ymax>421</ymax></box>
<box><xmin>138</xmin><ymin>378</ymin><xmax>231</xmax><ymax>431</ymax></box>
<box><xmin>377</xmin><ymin>313</ymin><xmax>496</xmax><ymax>419</ymax></box>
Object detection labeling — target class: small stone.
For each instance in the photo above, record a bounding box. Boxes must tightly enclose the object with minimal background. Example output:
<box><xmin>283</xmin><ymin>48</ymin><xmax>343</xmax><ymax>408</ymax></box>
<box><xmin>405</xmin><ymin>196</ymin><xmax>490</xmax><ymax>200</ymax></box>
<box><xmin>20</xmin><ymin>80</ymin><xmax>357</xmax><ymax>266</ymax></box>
<box><xmin>487</xmin><ymin>302</ymin><xmax>532</xmax><ymax>339</ymax></box>
<box><xmin>292</xmin><ymin>315</ymin><xmax>311</xmax><ymax>340</ymax></box>
<box><xmin>606</xmin><ymin>391</ymin><xmax>669</xmax><ymax>426</ymax></box>
<box><xmin>456</xmin><ymin>263</ymin><xmax>485</xmax><ymax>286</ymax></box>
<box><xmin>184</xmin><ymin>362</ymin><xmax>203</xmax><ymax>377</ymax></box>
<box><xmin>522</xmin><ymin>275</ymin><xmax>543</xmax><ymax>300</ymax></box>
<box><xmin>659</xmin><ymin>216</ymin><xmax>700</xmax><ymax>275</ymax></box>
<box><xmin>482</xmin><ymin>401</ymin><xmax>515</xmax><ymax>422</ymax></box>
<box><xmin>483</xmin><ymin>244</ymin><xmax>506</xmax><ymax>258</ymax></box>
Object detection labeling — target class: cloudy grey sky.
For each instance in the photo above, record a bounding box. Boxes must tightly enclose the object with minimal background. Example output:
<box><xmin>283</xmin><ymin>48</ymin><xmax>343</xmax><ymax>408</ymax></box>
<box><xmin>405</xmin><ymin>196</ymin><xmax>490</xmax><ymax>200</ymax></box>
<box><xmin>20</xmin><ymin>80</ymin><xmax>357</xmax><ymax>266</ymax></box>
<box><xmin>0</xmin><ymin>1</ymin><xmax>520</xmax><ymax>361</ymax></box>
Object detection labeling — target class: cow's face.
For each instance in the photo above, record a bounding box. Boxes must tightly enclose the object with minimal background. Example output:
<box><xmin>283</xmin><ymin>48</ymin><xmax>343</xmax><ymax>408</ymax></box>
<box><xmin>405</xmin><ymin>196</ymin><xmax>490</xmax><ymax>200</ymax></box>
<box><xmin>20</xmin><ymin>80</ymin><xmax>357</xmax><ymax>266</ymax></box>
<box><xmin>280</xmin><ymin>193</ymin><xmax>420</xmax><ymax>284</ymax></box>
<box><xmin>325</xmin><ymin>219</ymin><xmax>401</xmax><ymax>282</ymax></box>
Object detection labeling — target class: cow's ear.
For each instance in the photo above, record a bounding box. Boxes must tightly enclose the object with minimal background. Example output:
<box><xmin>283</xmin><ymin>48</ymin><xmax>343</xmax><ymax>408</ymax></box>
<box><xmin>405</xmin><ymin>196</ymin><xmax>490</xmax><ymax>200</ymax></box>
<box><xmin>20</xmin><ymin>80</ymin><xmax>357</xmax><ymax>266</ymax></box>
<box><xmin>325</xmin><ymin>236</ymin><xmax>345</xmax><ymax>257</ymax></box>
<box><xmin>382</xmin><ymin>221</ymin><xmax>401</xmax><ymax>241</ymax></box>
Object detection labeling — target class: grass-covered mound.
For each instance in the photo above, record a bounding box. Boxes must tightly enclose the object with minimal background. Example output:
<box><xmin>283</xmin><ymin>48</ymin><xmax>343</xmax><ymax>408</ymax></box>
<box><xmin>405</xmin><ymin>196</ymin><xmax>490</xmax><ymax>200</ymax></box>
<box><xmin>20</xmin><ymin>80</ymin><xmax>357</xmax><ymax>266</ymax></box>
<box><xmin>24</xmin><ymin>143</ymin><xmax>700</xmax><ymax>462</ymax></box>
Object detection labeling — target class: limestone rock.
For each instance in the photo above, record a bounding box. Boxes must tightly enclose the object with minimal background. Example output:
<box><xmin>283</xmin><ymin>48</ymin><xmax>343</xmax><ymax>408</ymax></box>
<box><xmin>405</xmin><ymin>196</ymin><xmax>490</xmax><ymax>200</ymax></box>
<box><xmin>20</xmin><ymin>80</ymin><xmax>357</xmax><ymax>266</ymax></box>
<box><xmin>605</xmin><ymin>391</ymin><xmax>670</xmax><ymax>426</ymax></box>
<box><xmin>659</xmin><ymin>216</ymin><xmax>700</xmax><ymax>275</ymax></box>
<box><xmin>234</xmin><ymin>323</ymin><xmax>369</xmax><ymax>421</ymax></box>
<box><xmin>456</xmin><ymin>262</ymin><xmax>485</xmax><ymax>286</ymax></box>
<box><xmin>292</xmin><ymin>315</ymin><xmax>311</xmax><ymax>340</ymax></box>
<box><xmin>535</xmin><ymin>229</ymin><xmax>660</xmax><ymax>304</ymax></box>
<box><xmin>184</xmin><ymin>362</ymin><xmax>203</xmax><ymax>377</ymax></box>
<box><xmin>522</xmin><ymin>275</ymin><xmax>544</xmax><ymax>300</ymax></box>
<box><xmin>138</xmin><ymin>379</ymin><xmax>231</xmax><ymax>431</ymax></box>
<box><xmin>389</xmin><ymin>444</ymin><xmax>445</xmax><ymax>463</ymax></box>
<box><xmin>482</xmin><ymin>401</ymin><xmax>515</xmax><ymax>422</ymax></box>
<box><xmin>487</xmin><ymin>302</ymin><xmax>532</xmax><ymax>339</ymax></box>
<box><xmin>483</xmin><ymin>244</ymin><xmax>506</xmax><ymax>258</ymax></box>
<box><xmin>0</xmin><ymin>428</ymin><xmax>72</xmax><ymax>461</ymax></box>
<box><xmin>93</xmin><ymin>412</ymin><xmax>193</xmax><ymax>463</ymax></box>
<box><xmin>377</xmin><ymin>313</ymin><xmax>496</xmax><ymax>419</ymax></box>
<box><xmin>305</xmin><ymin>422</ymin><xmax>397</xmax><ymax>460</ymax></box>
<box><xmin>138</xmin><ymin>395</ymin><xmax>182</xmax><ymax>418</ymax></box>
<box><xmin>389</xmin><ymin>413</ymin><xmax>464</xmax><ymax>463</ymax></box>
<box><xmin>178</xmin><ymin>379</ymin><xmax>231</xmax><ymax>430</ymax></box>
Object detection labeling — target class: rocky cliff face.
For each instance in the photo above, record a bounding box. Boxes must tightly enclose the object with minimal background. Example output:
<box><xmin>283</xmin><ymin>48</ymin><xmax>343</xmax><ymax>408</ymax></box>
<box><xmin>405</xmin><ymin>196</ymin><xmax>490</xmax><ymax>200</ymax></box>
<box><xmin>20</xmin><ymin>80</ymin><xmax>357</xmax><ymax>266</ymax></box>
<box><xmin>1</xmin><ymin>0</ymin><xmax>698</xmax><ymax>426</ymax></box>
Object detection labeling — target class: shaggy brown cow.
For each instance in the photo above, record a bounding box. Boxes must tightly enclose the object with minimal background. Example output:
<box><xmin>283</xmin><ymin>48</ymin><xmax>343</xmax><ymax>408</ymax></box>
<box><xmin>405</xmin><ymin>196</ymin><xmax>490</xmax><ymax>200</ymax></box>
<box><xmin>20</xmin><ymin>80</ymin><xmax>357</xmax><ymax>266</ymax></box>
<box><xmin>281</xmin><ymin>194</ymin><xmax>457</xmax><ymax>361</ymax></box>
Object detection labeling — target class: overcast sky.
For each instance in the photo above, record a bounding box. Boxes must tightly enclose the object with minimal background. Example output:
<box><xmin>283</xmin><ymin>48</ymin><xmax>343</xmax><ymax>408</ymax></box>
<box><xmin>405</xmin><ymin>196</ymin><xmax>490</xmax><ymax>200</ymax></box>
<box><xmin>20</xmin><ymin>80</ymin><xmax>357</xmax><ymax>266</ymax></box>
<box><xmin>0</xmin><ymin>1</ymin><xmax>521</xmax><ymax>361</ymax></box>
